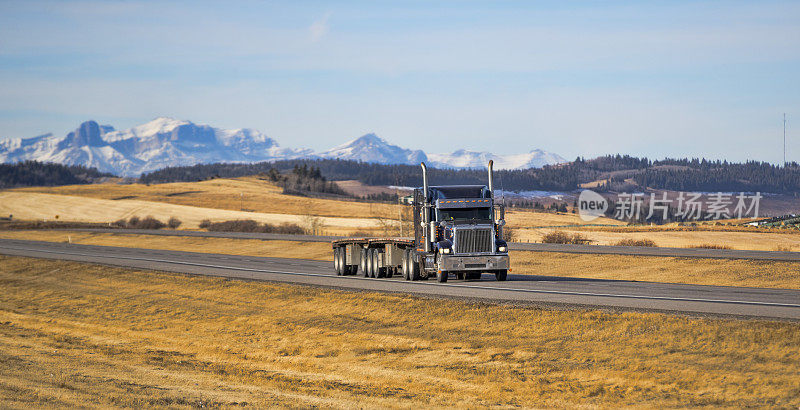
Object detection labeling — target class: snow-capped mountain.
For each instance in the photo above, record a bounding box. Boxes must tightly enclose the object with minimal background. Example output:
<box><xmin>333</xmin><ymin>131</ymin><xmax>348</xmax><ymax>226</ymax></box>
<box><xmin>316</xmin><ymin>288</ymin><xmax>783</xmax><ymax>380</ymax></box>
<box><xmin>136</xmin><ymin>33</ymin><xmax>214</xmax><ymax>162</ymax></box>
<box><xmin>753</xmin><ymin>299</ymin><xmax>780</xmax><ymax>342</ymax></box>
<box><xmin>318</xmin><ymin>133</ymin><xmax>427</xmax><ymax>165</ymax></box>
<box><xmin>0</xmin><ymin>118</ymin><xmax>310</xmax><ymax>176</ymax></box>
<box><xmin>0</xmin><ymin>118</ymin><xmax>567</xmax><ymax>176</ymax></box>
<box><xmin>429</xmin><ymin>149</ymin><xmax>567</xmax><ymax>170</ymax></box>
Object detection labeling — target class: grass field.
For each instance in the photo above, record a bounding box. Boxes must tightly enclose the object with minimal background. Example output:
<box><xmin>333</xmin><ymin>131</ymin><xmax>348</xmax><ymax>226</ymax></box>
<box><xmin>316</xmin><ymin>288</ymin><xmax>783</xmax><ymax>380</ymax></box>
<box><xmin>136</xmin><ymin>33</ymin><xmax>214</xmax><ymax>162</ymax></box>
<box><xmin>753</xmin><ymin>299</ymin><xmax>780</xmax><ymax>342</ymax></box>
<box><xmin>13</xmin><ymin>177</ymin><xmax>403</xmax><ymax>220</ymax></box>
<box><xmin>7</xmin><ymin>177</ymin><xmax>622</xmax><ymax>228</ymax></box>
<box><xmin>0</xmin><ymin>230</ymin><xmax>332</xmax><ymax>261</ymax></box>
<box><xmin>0</xmin><ymin>191</ymin><xmax>387</xmax><ymax>235</ymax></box>
<box><xmin>1</xmin><ymin>256</ymin><xmax>798</xmax><ymax>407</ymax></box>
<box><xmin>515</xmin><ymin>227</ymin><xmax>800</xmax><ymax>251</ymax></box>
<box><xmin>5</xmin><ymin>177</ymin><xmax>799</xmax><ymax>250</ymax></box>
<box><xmin>3</xmin><ymin>230</ymin><xmax>800</xmax><ymax>289</ymax></box>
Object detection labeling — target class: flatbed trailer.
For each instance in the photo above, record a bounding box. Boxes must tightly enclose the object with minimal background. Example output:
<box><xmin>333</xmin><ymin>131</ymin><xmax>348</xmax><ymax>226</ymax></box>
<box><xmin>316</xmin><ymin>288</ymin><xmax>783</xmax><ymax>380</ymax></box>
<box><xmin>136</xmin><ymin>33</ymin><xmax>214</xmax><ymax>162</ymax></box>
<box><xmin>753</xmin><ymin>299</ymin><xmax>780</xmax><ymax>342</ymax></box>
<box><xmin>331</xmin><ymin>161</ymin><xmax>511</xmax><ymax>282</ymax></box>
<box><xmin>331</xmin><ymin>237</ymin><xmax>414</xmax><ymax>278</ymax></box>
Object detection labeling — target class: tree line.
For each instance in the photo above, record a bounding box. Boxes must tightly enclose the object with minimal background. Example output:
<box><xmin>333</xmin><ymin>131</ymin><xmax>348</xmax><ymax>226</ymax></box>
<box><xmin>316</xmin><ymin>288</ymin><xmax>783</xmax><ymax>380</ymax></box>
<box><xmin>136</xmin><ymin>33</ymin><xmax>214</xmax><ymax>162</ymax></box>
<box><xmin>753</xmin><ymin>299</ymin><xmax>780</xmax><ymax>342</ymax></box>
<box><xmin>7</xmin><ymin>155</ymin><xmax>799</xmax><ymax>194</ymax></box>
<box><xmin>0</xmin><ymin>161</ymin><xmax>112</xmax><ymax>188</ymax></box>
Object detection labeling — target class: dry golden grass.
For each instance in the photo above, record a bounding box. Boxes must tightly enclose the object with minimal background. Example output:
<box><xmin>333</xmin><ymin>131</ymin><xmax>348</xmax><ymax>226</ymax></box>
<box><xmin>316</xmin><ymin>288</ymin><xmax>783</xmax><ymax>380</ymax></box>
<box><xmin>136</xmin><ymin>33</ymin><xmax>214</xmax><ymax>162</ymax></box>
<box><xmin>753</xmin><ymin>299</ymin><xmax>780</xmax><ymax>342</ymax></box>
<box><xmin>13</xmin><ymin>176</ymin><xmax>401</xmax><ymax>219</ymax></box>
<box><xmin>0</xmin><ymin>230</ymin><xmax>332</xmax><ymax>261</ymax></box>
<box><xmin>9</xmin><ymin>177</ymin><xmax>618</xmax><ymax>228</ymax></box>
<box><xmin>6</xmin><ymin>177</ymin><xmax>798</xmax><ymax>250</ymax></box>
<box><xmin>4</xmin><ymin>230</ymin><xmax>800</xmax><ymax>289</ymax></box>
<box><xmin>514</xmin><ymin>227</ymin><xmax>800</xmax><ymax>251</ymax></box>
<box><xmin>0</xmin><ymin>191</ymin><xmax>386</xmax><ymax>235</ymax></box>
<box><xmin>510</xmin><ymin>251</ymin><xmax>800</xmax><ymax>289</ymax></box>
<box><xmin>1</xmin><ymin>255</ymin><xmax>799</xmax><ymax>407</ymax></box>
<box><xmin>504</xmin><ymin>209</ymin><xmax>624</xmax><ymax>227</ymax></box>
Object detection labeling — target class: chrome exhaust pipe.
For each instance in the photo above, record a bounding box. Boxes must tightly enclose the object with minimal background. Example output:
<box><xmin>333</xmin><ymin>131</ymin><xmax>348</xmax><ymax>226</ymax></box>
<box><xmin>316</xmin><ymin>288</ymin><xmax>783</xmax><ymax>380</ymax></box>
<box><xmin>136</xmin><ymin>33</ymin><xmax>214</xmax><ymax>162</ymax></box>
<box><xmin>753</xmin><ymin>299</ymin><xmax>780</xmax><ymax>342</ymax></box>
<box><xmin>421</xmin><ymin>162</ymin><xmax>429</xmax><ymax>204</ymax></box>
<box><xmin>487</xmin><ymin>160</ymin><xmax>494</xmax><ymax>197</ymax></box>
<box><xmin>421</xmin><ymin>162</ymin><xmax>431</xmax><ymax>252</ymax></box>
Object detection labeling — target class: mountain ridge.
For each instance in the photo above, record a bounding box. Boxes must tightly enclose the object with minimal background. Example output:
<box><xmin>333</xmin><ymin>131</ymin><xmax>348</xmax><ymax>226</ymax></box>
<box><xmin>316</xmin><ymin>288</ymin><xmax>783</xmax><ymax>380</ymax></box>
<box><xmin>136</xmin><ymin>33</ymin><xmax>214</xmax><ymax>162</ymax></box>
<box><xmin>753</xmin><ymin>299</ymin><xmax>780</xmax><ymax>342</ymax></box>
<box><xmin>0</xmin><ymin>118</ymin><xmax>567</xmax><ymax>176</ymax></box>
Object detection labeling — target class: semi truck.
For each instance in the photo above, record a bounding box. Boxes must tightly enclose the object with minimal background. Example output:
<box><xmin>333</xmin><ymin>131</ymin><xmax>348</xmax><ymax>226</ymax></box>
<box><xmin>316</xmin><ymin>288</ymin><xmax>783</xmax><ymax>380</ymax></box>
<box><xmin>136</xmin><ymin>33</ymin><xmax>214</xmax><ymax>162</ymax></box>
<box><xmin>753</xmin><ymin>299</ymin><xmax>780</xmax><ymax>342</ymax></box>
<box><xmin>331</xmin><ymin>161</ymin><xmax>510</xmax><ymax>282</ymax></box>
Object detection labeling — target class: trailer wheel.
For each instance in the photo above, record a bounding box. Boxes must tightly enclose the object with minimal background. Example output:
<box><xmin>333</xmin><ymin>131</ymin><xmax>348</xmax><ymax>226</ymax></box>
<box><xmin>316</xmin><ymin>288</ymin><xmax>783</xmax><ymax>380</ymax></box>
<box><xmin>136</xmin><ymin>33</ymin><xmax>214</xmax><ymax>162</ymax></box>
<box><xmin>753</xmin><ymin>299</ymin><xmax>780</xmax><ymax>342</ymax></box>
<box><xmin>402</xmin><ymin>249</ymin><xmax>410</xmax><ymax>280</ymax></box>
<box><xmin>385</xmin><ymin>259</ymin><xmax>393</xmax><ymax>278</ymax></box>
<box><xmin>374</xmin><ymin>250</ymin><xmax>386</xmax><ymax>278</ymax></box>
<box><xmin>495</xmin><ymin>269</ymin><xmax>508</xmax><ymax>281</ymax></box>
<box><xmin>365</xmin><ymin>249</ymin><xmax>374</xmax><ymax>278</ymax></box>
<box><xmin>359</xmin><ymin>248</ymin><xmax>367</xmax><ymax>277</ymax></box>
<box><xmin>436</xmin><ymin>270</ymin><xmax>448</xmax><ymax>283</ymax></box>
<box><xmin>334</xmin><ymin>247</ymin><xmax>342</xmax><ymax>276</ymax></box>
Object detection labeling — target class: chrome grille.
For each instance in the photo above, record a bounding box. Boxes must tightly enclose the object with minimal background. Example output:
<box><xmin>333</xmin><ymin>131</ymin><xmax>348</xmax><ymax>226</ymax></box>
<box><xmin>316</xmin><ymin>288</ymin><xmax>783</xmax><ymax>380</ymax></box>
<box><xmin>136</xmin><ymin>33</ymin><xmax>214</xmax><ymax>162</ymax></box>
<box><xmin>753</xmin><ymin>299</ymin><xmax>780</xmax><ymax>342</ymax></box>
<box><xmin>454</xmin><ymin>228</ymin><xmax>493</xmax><ymax>254</ymax></box>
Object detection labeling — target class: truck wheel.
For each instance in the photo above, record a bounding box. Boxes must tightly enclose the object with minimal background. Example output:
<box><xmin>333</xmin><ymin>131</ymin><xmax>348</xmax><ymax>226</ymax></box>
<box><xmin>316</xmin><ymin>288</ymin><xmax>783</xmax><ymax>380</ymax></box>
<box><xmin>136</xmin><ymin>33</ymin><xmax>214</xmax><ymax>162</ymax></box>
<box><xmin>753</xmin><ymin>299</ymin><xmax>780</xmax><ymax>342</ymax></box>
<box><xmin>456</xmin><ymin>272</ymin><xmax>464</xmax><ymax>280</ymax></box>
<box><xmin>410</xmin><ymin>257</ymin><xmax>421</xmax><ymax>281</ymax></box>
<box><xmin>402</xmin><ymin>249</ymin><xmax>410</xmax><ymax>280</ymax></box>
<box><xmin>495</xmin><ymin>269</ymin><xmax>508</xmax><ymax>281</ymax></box>
<box><xmin>366</xmin><ymin>249</ymin><xmax>375</xmax><ymax>278</ymax></box>
<box><xmin>436</xmin><ymin>270</ymin><xmax>448</xmax><ymax>283</ymax></box>
<box><xmin>334</xmin><ymin>247</ymin><xmax>342</xmax><ymax>276</ymax></box>
<box><xmin>374</xmin><ymin>251</ymin><xmax>385</xmax><ymax>278</ymax></box>
<box><xmin>360</xmin><ymin>248</ymin><xmax>369</xmax><ymax>277</ymax></box>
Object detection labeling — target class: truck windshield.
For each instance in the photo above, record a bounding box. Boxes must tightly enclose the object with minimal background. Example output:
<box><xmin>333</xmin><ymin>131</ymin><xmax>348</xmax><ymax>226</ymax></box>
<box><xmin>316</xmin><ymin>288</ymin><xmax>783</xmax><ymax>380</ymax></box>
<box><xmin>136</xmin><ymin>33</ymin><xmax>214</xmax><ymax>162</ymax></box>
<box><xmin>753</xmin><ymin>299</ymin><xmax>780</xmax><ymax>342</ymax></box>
<box><xmin>437</xmin><ymin>208</ymin><xmax>492</xmax><ymax>222</ymax></box>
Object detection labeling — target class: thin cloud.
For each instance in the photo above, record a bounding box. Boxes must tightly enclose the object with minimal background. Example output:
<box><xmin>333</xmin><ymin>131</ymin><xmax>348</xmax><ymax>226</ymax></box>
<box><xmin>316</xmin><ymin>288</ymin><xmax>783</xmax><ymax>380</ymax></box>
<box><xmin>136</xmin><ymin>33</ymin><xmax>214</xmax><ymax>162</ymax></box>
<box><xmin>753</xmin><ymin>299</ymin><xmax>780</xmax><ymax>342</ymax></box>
<box><xmin>309</xmin><ymin>12</ymin><xmax>331</xmax><ymax>42</ymax></box>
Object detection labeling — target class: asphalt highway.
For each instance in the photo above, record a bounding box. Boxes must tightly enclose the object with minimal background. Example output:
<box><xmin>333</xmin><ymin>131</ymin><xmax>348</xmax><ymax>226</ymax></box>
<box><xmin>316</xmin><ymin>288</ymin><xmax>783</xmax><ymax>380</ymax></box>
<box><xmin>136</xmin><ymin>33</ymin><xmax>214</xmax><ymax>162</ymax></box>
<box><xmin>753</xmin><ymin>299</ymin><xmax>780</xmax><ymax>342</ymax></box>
<box><xmin>2</xmin><ymin>238</ymin><xmax>799</xmax><ymax>320</ymax></box>
<box><xmin>64</xmin><ymin>228</ymin><xmax>800</xmax><ymax>262</ymax></box>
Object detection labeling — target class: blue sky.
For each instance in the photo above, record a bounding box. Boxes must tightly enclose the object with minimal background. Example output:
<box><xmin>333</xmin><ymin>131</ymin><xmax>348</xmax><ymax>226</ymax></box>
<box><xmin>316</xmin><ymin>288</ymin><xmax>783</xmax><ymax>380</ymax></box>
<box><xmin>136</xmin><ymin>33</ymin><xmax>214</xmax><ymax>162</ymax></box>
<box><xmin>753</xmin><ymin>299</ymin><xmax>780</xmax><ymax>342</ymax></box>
<box><xmin>0</xmin><ymin>0</ymin><xmax>798</xmax><ymax>163</ymax></box>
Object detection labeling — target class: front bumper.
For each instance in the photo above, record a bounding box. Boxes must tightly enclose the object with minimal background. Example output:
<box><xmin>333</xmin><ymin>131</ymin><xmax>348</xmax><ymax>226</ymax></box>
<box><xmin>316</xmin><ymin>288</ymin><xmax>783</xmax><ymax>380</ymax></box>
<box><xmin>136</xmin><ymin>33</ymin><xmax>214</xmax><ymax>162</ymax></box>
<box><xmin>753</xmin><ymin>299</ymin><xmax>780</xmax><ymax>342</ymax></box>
<box><xmin>439</xmin><ymin>254</ymin><xmax>509</xmax><ymax>271</ymax></box>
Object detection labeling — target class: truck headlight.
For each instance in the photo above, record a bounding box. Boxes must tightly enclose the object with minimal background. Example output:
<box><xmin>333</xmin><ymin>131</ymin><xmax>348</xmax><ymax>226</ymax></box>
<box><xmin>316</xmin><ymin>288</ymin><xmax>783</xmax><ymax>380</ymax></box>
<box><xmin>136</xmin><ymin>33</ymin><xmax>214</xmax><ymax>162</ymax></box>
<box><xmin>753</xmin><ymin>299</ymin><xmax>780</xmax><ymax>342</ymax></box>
<box><xmin>498</xmin><ymin>246</ymin><xmax>507</xmax><ymax>252</ymax></box>
<box><xmin>440</xmin><ymin>248</ymin><xmax>451</xmax><ymax>254</ymax></box>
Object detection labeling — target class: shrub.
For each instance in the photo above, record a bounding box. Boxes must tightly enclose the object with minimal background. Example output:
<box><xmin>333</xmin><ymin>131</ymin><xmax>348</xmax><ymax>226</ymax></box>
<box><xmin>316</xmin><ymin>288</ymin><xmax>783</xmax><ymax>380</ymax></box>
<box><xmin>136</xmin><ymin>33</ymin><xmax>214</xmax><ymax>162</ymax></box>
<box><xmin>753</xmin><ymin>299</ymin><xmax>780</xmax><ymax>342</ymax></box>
<box><xmin>541</xmin><ymin>230</ymin><xmax>591</xmax><ymax>244</ymax></box>
<box><xmin>206</xmin><ymin>219</ymin><xmax>260</xmax><ymax>232</ymax></box>
<box><xmin>614</xmin><ymin>238</ymin><xmax>657</xmax><ymax>247</ymax></box>
<box><xmin>199</xmin><ymin>219</ymin><xmax>212</xmax><ymax>229</ymax></box>
<box><xmin>502</xmin><ymin>226</ymin><xmax>517</xmax><ymax>242</ymax></box>
<box><xmin>201</xmin><ymin>219</ymin><xmax>306</xmax><ymax>235</ymax></box>
<box><xmin>136</xmin><ymin>216</ymin><xmax>166</xmax><ymax>230</ymax></box>
<box><xmin>688</xmin><ymin>243</ymin><xmax>732</xmax><ymax>250</ymax></box>
<box><xmin>273</xmin><ymin>223</ymin><xmax>305</xmax><ymax>235</ymax></box>
<box><xmin>117</xmin><ymin>215</ymin><xmax>166</xmax><ymax>229</ymax></box>
<box><xmin>167</xmin><ymin>217</ymin><xmax>182</xmax><ymax>229</ymax></box>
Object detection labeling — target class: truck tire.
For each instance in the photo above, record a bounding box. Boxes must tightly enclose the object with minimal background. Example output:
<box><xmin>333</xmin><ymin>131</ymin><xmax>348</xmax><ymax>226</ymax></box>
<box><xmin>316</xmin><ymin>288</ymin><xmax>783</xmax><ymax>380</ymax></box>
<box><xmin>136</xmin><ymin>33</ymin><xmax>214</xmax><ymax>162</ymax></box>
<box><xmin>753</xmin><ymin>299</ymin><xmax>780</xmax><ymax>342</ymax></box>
<box><xmin>456</xmin><ymin>272</ymin><xmax>464</xmax><ymax>280</ymax></box>
<box><xmin>495</xmin><ymin>269</ymin><xmax>508</xmax><ymax>281</ymax></box>
<box><xmin>402</xmin><ymin>249</ymin><xmax>410</xmax><ymax>280</ymax></box>
<box><xmin>334</xmin><ymin>247</ymin><xmax>343</xmax><ymax>276</ymax></box>
<box><xmin>374</xmin><ymin>250</ymin><xmax>385</xmax><ymax>278</ymax></box>
<box><xmin>410</xmin><ymin>256</ymin><xmax>421</xmax><ymax>281</ymax></box>
<box><xmin>361</xmin><ymin>248</ymin><xmax>369</xmax><ymax>277</ymax></box>
<box><xmin>436</xmin><ymin>269</ymin><xmax>448</xmax><ymax>283</ymax></box>
<box><xmin>366</xmin><ymin>249</ymin><xmax>375</xmax><ymax>278</ymax></box>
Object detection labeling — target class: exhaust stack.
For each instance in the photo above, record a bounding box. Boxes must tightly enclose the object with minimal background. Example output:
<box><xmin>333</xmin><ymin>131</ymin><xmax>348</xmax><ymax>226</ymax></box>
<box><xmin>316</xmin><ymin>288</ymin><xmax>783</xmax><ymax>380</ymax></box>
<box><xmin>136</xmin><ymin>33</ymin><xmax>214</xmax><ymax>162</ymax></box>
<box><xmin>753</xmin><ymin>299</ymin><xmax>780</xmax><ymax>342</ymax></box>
<box><xmin>487</xmin><ymin>160</ymin><xmax>494</xmax><ymax>197</ymax></box>
<box><xmin>420</xmin><ymin>162</ymin><xmax>431</xmax><ymax>252</ymax></box>
<box><xmin>421</xmin><ymin>162</ymin><xmax>429</xmax><ymax>204</ymax></box>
